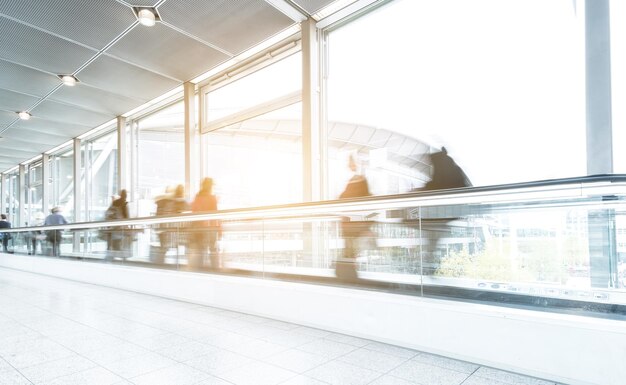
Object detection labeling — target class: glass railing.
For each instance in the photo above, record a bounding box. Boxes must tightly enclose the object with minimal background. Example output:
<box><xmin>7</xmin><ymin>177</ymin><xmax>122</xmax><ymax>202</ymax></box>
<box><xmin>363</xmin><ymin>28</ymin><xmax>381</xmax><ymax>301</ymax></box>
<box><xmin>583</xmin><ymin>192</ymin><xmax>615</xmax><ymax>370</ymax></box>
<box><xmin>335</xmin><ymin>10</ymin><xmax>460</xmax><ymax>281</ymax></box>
<box><xmin>2</xmin><ymin>175</ymin><xmax>626</xmax><ymax>318</ymax></box>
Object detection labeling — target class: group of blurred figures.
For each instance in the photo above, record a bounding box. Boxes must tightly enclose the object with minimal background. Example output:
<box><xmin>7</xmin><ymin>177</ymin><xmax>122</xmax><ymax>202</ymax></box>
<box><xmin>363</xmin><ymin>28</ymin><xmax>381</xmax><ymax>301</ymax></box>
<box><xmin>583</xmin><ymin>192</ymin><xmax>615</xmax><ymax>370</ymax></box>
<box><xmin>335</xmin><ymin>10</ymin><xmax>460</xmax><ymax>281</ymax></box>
<box><xmin>0</xmin><ymin>207</ymin><xmax>68</xmax><ymax>257</ymax></box>
<box><xmin>335</xmin><ymin>147</ymin><xmax>471</xmax><ymax>281</ymax></box>
<box><xmin>102</xmin><ymin>178</ymin><xmax>221</xmax><ymax>270</ymax></box>
<box><xmin>0</xmin><ymin>147</ymin><xmax>471</xmax><ymax>281</ymax></box>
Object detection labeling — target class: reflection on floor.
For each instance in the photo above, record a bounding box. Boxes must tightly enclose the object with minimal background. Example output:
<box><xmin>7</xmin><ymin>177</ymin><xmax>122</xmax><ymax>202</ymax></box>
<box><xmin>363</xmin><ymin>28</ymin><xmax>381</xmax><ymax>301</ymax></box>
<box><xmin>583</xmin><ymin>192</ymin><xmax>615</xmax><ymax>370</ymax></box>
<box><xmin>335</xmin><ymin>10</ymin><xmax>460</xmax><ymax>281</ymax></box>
<box><xmin>0</xmin><ymin>268</ymin><xmax>564</xmax><ymax>385</ymax></box>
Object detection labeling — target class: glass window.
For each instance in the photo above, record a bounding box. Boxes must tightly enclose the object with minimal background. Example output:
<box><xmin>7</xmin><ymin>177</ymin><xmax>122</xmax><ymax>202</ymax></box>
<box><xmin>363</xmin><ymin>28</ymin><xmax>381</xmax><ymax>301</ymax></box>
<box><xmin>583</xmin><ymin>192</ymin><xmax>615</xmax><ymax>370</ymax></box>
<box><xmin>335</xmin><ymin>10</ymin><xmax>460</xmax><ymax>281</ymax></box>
<box><xmin>136</xmin><ymin>100</ymin><xmax>185</xmax><ymax>217</ymax></box>
<box><xmin>50</xmin><ymin>148</ymin><xmax>75</xmax><ymax>221</ymax></box>
<box><xmin>205</xmin><ymin>52</ymin><xmax>302</xmax><ymax>124</ymax></box>
<box><xmin>84</xmin><ymin>131</ymin><xmax>118</xmax><ymax>221</ymax></box>
<box><xmin>325</xmin><ymin>0</ymin><xmax>586</xmax><ymax>195</ymax></box>
<box><xmin>203</xmin><ymin>102</ymin><xmax>303</xmax><ymax>209</ymax></box>
<box><xmin>26</xmin><ymin>162</ymin><xmax>43</xmax><ymax>225</ymax></box>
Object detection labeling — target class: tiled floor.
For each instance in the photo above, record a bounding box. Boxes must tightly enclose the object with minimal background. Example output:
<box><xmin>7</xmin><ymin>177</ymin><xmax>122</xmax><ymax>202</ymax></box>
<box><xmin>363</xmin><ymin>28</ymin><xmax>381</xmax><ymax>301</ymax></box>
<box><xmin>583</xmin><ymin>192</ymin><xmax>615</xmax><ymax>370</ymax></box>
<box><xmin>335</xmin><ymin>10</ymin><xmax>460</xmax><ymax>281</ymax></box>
<box><xmin>0</xmin><ymin>268</ymin><xmax>564</xmax><ymax>385</ymax></box>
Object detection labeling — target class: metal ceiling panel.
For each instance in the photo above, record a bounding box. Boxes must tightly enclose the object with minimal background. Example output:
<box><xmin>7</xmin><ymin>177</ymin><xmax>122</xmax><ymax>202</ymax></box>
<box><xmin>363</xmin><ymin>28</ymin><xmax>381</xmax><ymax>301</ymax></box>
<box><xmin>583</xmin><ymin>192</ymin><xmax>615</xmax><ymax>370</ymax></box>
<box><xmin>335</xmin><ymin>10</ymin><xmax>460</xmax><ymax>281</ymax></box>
<box><xmin>158</xmin><ymin>0</ymin><xmax>294</xmax><ymax>55</ymax></box>
<box><xmin>50</xmin><ymin>84</ymin><xmax>145</xmax><ymax>116</ymax></box>
<box><xmin>290</xmin><ymin>0</ymin><xmax>336</xmax><ymax>14</ymax></box>
<box><xmin>0</xmin><ymin>136</ymin><xmax>51</xmax><ymax>153</ymax></box>
<box><xmin>0</xmin><ymin>59</ymin><xmax>61</xmax><ymax>97</ymax></box>
<box><xmin>127</xmin><ymin>0</ymin><xmax>160</xmax><ymax>6</ymax></box>
<box><xmin>0</xmin><ymin>145</ymin><xmax>38</xmax><ymax>158</ymax></box>
<box><xmin>32</xmin><ymin>100</ymin><xmax>114</xmax><ymax>129</ymax></box>
<box><xmin>15</xmin><ymin>117</ymin><xmax>91</xmax><ymax>138</ymax></box>
<box><xmin>0</xmin><ymin>16</ymin><xmax>96</xmax><ymax>75</ymax></box>
<box><xmin>3</xmin><ymin>126</ymin><xmax>67</xmax><ymax>145</ymax></box>
<box><xmin>77</xmin><ymin>55</ymin><xmax>180</xmax><ymax>101</ymax></box>
<box><xmin>0</xmin><ymin>0</ymin><xmax>136</xmax><ymax>50</ymax></box>
<box><xmin>0</xmin><ymin>110</ymin><xmax>18</xmax><ymax>125</ymax></box>
<box><xmin>106</xmin><ymin>23</ymin><xmax>229</xmax><ymax>81</ymax></box>
<box><xmin>0</xmin><ymin>89</ymin><xmax>40</xmax><ymax>114</ymax></box>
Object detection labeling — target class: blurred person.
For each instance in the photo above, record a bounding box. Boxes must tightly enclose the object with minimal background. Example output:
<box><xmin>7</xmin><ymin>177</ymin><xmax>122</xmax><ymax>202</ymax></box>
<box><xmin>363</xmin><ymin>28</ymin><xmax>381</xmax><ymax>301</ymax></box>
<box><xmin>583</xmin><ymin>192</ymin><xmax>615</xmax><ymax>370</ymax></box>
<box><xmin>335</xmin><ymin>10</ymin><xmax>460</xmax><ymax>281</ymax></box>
<box><xmin>26</xmin><ymin>212</ymin><xmax>45</xmax><ymax>255</ymax></box>
<box><xmin>190</xmin><ymin>177</ymin><xmax>221</xmax><ymax>270</ymax></box>
<box><xmin>44</xmin><ymin>207</ymin><xmax>68</xmax><ymax>257</ymax></box>
<box><xmin>421</xmin><ymin>147</ymin><xmax>471</xmax><ymax>191</ymax></box>
<box><xmin>151</xmin><ymin>185</ymin><xmax>189</xmax><ymax>264</ymax></box>
<box><xmin>416</xmin><ymin>146</ymin><xmax>472</xmax><ymax>274</ymax></box>
<box><xmin>336</xmin><ymin>154</ymin><xmax>371</xmax><ymax>281</ymax></box>
<box><xmin>0</xmin><ymin>214</ymin><xmax>12</xmax><ymax>253</ymax></box>
<box><xmin>105</xmin><ymin>190</ymin><xmax>130</xmax><ymax>254</ymax></box>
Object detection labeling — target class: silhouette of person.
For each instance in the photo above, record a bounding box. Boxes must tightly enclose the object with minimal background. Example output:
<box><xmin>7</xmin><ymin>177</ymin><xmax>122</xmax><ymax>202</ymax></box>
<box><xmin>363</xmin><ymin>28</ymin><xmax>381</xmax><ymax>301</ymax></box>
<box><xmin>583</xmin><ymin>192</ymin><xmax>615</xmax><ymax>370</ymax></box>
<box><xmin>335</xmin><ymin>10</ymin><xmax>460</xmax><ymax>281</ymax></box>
<box><xmin>190</xmin><ymin>178</ymin><xmax>221</xmax><ymax>270</ymax></box>
<box><xmin>0</xmin><ymin>214</ymin><xmax>12</xmax><ymax>253</ymax></box>
<box><xmin>418</xmin><ymin>146</ymin><xmax>472</xmax><ymax>274</ymax></box>
<box><xmin>44</xmin><ymin>207</ymin><xmax>68</xmax><ymax>257</ymax></box>
<box><xmin>336</xmin><ymin>155</ymin><xmax>370</xmax><ymax>281</ymax></box>
<box><xmin>27</xmin><ymin>212</ymin><xmax>45</xmax><ymax>255</ymax></box>
<box><xmin>422</xmin><ymin>147</ymin><xmax>471</xmax><ymax>191</ymax></box>
<box><xmin>107</xmin><ymin>190</ymin><xmax>130</xmax><ymax>254</ymax></box>
<box><xmin>152</xmin><ymin>185</ymin><xmax>189</xmax><ymax>264</ymax></box>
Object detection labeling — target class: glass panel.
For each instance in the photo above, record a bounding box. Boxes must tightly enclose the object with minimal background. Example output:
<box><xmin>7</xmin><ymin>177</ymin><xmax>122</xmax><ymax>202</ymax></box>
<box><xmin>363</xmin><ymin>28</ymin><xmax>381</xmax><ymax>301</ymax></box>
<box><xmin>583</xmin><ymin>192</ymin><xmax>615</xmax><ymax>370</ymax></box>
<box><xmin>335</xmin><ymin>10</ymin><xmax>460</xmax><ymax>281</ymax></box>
<box><xmin>85</xmin><ymin>131</ymin><xmax>118</xmax><ymax>222</ymax></box>
<box><xmin>205</xmin><ymin>53</ymin><xmax>302</xmax><ymax>123</ymax></box>
<box><xmin>326</xmin><ymin>0</ymin><xmax>585</xmax><ymax>196</ymax></box>
<box><xmin>202</xmin><ymin>102</ymin><xmax>303</xmax><ymax>208</ymax></box>
<box><xmin>51</xmin><ymin>149</ymin><xmax>74</xmax><ymax>221</ymax></box>
<box><xmin>5</xmin><ymin>176</ymin><xmax>626</xmax><ymax>318</ymax></box>
<box><xmin>136</xmin><ymin>100</ymin><xmax>185</xmax><ymax>217</ymax></box>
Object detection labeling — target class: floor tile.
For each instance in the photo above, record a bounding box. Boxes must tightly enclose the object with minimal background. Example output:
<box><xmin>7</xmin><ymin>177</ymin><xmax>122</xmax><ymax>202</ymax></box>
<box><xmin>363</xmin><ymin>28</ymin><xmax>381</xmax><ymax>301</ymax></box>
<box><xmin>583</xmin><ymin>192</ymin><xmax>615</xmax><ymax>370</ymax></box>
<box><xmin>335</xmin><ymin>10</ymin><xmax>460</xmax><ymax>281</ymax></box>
<box><xmin>218</xmin><ymin>361</ymin><xmax>298</xmax><ymax>385</ymax></box>
<box><xmin>389</xmin><ymin>360</ymin><xmax>470</xmax><ymax>385</ymax></box>
<box><xmin>130</xmin><ymin>362</ymin><xmax>211</xmax><ymax>385</ymax></box>
<box><xmin>263</xmin><ymin>348</ymin><xmax>330</xmax><ymax>373</ymax></box>
<box><xmin>40</xmin><ymin>366</ymin><xmax>123</xmax><ymax>385</ymax></box>
<box><xmin>296</xmin><ymin>339</ymin><xmax>357</xmax><ymax>359</ymax></box>
<box><xmin>411</xmin><ymin>352</ymin><xmax>479</xmax><ymax>374</ymax></box>
<box><xmin>369</xmin><ymin>375</ymin><xmax>420</xmax><ymax>385</ymax></box>
<box><xmin>101</xmin><ymin>352</ymin><xmax>176</xmax><ymax>379</ymax></box>
<box><xmin>305</xmin><ymin>360</ymin><xmax>382</xmax><ymax>385</ymax></box>
<box><xmin>362</xmin><ymin>342</ymin><xmax>419</xmax><ymax>359</ymax></box>
<box><xmin>20</xmin><ymin>354</ymin><xmax>96</xmax><ymax>383</ymax></box>
<box><xmin>338</xmin><ymin>347</ymin><xmax>409</xmax><ymax>373</ymax></box>
<box><xmin>81</xmin><ymin>342</ymin><xmax>152</xmax><ymax>365</ymax></box>
<box><xmin>0</xmin><ymin>367</ymin><xmax>33</xmax><ymax>385</ymax></box>
<box><xmin>279</xmin><ymin>375</ymin><xmax>331</xmax><ymax>385</ymax></box>
<box><xmin>153</xmin><ymin>340</ymin><xmax>218</xmax><ymax>362</ymax></box>
<box><xmin>473</xmin><ymin>367</ymin><xmax>556</xmax><ymax>385</ymax></box>
<box><xmin>183</xmin><ymin>348</ymin><xmax>253</xmax><ymax>375</ymax></box>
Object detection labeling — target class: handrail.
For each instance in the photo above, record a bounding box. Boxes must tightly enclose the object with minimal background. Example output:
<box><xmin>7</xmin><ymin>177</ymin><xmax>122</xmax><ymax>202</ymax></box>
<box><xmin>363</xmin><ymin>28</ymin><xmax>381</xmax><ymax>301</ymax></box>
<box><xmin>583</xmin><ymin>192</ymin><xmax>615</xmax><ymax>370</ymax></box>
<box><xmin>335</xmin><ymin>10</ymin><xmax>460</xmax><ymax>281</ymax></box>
<box><xmin>4</xmin><ymin>174</ymin><xmax>626</xmax><ymax>233</ymax></box>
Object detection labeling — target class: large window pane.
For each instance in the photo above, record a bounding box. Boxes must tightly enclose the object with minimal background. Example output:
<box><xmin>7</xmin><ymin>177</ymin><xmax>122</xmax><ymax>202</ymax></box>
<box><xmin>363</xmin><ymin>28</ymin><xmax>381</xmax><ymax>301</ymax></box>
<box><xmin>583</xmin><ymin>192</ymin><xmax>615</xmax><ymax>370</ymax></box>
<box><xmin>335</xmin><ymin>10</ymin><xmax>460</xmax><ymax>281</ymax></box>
<box><xmin>136</xmin><ymin>100</ymin><xmax>185</xmax><ymax>217</ymax></box>
<box><xmin>51</xmin><ymin>149</ymin><xmax>74</xmax><ymax>221</ymax></box>
<box><xmin>205</xmin><ymin>52</ymin><xmax>302</xmax><ymax>124</ymax></box>
<box><xmin>203</xmin><ymin>102</ymin><xmax>302</xmax><ymax>208</ymax></box>
<box><xmin>326</xmin><ymin>0</ymin><xmax>585</xmax><ymax>196</ymax></box>
<box><xmin>85</xmin><ymin>132</ymin><xmax>118</xmax><ymax>221</ymax></box>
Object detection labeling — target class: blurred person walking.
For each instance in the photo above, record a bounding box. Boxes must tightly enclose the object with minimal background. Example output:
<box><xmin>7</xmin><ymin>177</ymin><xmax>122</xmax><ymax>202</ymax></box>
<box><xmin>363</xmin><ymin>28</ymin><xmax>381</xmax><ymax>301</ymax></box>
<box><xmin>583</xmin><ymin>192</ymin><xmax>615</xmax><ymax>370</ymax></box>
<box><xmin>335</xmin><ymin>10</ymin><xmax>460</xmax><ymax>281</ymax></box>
<box><xmin>0</xmin><ymin>214</ymin><xmax>12</xmax><ymax>253</ymax></box>
<box><xmin>190</xmin><ymin>178</ymin><xmax>221</xmax><ymax>270</ymax></box>
<box><xmin>44</xmin><ymin>207</ymin><xmax>68</xmax><ymax>257</ymax></box>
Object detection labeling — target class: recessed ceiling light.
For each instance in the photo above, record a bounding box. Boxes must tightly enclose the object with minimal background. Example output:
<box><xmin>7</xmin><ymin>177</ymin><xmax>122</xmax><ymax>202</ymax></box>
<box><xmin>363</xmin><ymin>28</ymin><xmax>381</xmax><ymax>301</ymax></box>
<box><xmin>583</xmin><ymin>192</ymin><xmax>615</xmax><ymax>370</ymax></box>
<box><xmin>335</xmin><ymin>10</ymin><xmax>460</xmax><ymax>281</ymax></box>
<box><xmin>59</xmin><ymin>75</ymin><xmax>79</xmax><ymax>86</ymax></box>
<box><xmin>138</xmin><ymin>8</ymin><xmax>156</xmax><ymax>26</ymax></box>
<box><xmin>17</xmin><ymin>111</ymin><xmax>31</xmax><ymax>120</ymax></box>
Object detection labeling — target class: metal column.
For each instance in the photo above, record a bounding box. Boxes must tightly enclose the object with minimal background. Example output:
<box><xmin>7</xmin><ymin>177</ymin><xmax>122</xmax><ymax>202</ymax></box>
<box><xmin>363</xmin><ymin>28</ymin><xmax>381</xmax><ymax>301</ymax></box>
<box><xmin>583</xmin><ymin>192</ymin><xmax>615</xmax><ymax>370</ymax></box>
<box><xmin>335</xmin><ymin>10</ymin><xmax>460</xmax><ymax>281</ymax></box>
<box><xmin>184</xmin><ymin>81</ymin><xmax>199</xmax><ymax>199</ymax></box>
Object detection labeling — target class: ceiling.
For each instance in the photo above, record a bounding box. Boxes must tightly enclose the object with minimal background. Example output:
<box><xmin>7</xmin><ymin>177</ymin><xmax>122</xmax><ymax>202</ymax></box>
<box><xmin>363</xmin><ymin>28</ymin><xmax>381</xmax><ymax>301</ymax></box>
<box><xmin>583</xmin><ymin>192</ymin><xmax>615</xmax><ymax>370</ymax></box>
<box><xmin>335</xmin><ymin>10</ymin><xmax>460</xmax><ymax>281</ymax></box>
<box><xmin>0</xmin><ymin>0</ymin><xmax>340</xmax><ymax>172</ymax></box>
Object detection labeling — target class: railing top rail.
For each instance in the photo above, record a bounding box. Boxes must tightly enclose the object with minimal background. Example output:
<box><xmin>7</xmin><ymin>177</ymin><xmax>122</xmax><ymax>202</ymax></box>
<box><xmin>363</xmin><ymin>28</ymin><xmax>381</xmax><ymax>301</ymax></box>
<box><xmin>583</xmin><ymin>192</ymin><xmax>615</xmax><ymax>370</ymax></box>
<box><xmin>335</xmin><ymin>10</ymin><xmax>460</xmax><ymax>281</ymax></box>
<box><xmin>5</xmin><ymin>174</ymin><xmax>626</xmax><ymax>232</ymax></box>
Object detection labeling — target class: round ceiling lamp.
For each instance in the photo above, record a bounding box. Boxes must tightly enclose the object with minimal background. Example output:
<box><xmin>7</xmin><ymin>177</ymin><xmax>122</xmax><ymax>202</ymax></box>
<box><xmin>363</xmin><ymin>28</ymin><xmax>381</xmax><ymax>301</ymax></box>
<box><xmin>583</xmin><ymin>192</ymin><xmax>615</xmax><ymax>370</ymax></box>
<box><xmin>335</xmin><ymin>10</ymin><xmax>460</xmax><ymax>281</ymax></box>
<box><xmin>138</xmin><ymin>8</ymin><xmax>156</xmax><ymax>26</ymax></box>
<box><xmin>60</xmin><ymin>75</ymin><xmax>78</xmax><ymax>86</ymax></box>
<box><xmin>17</xmin><ymin>111</ymin><xmax>31</xmax><ymax>120</ymax></box>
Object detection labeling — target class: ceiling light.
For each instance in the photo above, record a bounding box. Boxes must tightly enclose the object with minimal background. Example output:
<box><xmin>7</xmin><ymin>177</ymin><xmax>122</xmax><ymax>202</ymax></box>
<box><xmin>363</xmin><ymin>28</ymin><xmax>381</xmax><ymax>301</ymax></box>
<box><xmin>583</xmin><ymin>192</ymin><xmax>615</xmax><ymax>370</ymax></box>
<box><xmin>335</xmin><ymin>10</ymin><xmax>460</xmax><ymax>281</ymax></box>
<box><xmin>138</xmin><ymin>8</ymin><xmax>156</xmax><ymax>26</ymax></box>
<box><xmin>59</xmin><ymin>75</ymin><xmax>78</xmax><ymax>86</ymax></box>
<box><xmin>17</xmin><ymin>111</ymin><xmax>31</xmax><ymax>120</ymax></box>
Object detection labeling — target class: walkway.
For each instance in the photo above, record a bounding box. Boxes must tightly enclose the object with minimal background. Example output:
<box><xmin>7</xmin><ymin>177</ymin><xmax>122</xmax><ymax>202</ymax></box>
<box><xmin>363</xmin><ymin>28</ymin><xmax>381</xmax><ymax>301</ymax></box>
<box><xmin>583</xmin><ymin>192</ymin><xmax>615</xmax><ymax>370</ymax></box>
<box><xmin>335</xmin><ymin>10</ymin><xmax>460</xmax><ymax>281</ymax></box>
<box><xmin>0</xmin><ymin>268</ymin><xmax>563</xmax><ymax>385</ymax></box>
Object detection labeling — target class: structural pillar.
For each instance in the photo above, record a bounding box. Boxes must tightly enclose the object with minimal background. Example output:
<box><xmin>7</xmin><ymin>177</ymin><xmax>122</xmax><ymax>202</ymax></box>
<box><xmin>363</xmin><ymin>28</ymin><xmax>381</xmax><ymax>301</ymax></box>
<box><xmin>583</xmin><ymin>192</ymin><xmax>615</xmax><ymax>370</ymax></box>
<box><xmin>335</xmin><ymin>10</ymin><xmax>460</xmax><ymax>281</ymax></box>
<box><xmin>585</xmin><ymin>1</ymin><xmax>617</xmax><ymax>288</ymax></box>
<box><xmin>42</xmin><ymin>153</ymin><xmax>50</xmax><ymax>215</ymax></box>
<box><xmin>117</xmin><ymin>116</ymin><xmax>127</xmax><ymax>193</ymax></box>
<box><xmin>0</xmin><ymin>173</ymin><xmax>5</xmax><ymax>216</ymax></box>
<box><xmin>586</xmin><ymin>0</ymin><xmax>612</xmax><ymax>174</ymax></box>
<box><xmin>18</xmin><ymin>165</ymin><xmax>26</xmax><ymax>226</ymax></box>
<box><xmin>184</xmin><ymin>81</ymin><xmax>199</xmax><ymax>199</ymax></box>
<box><xmin>302</xmin><ymin>18</ymin><xmax>322</xmax><ymax>202</ymax></box>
